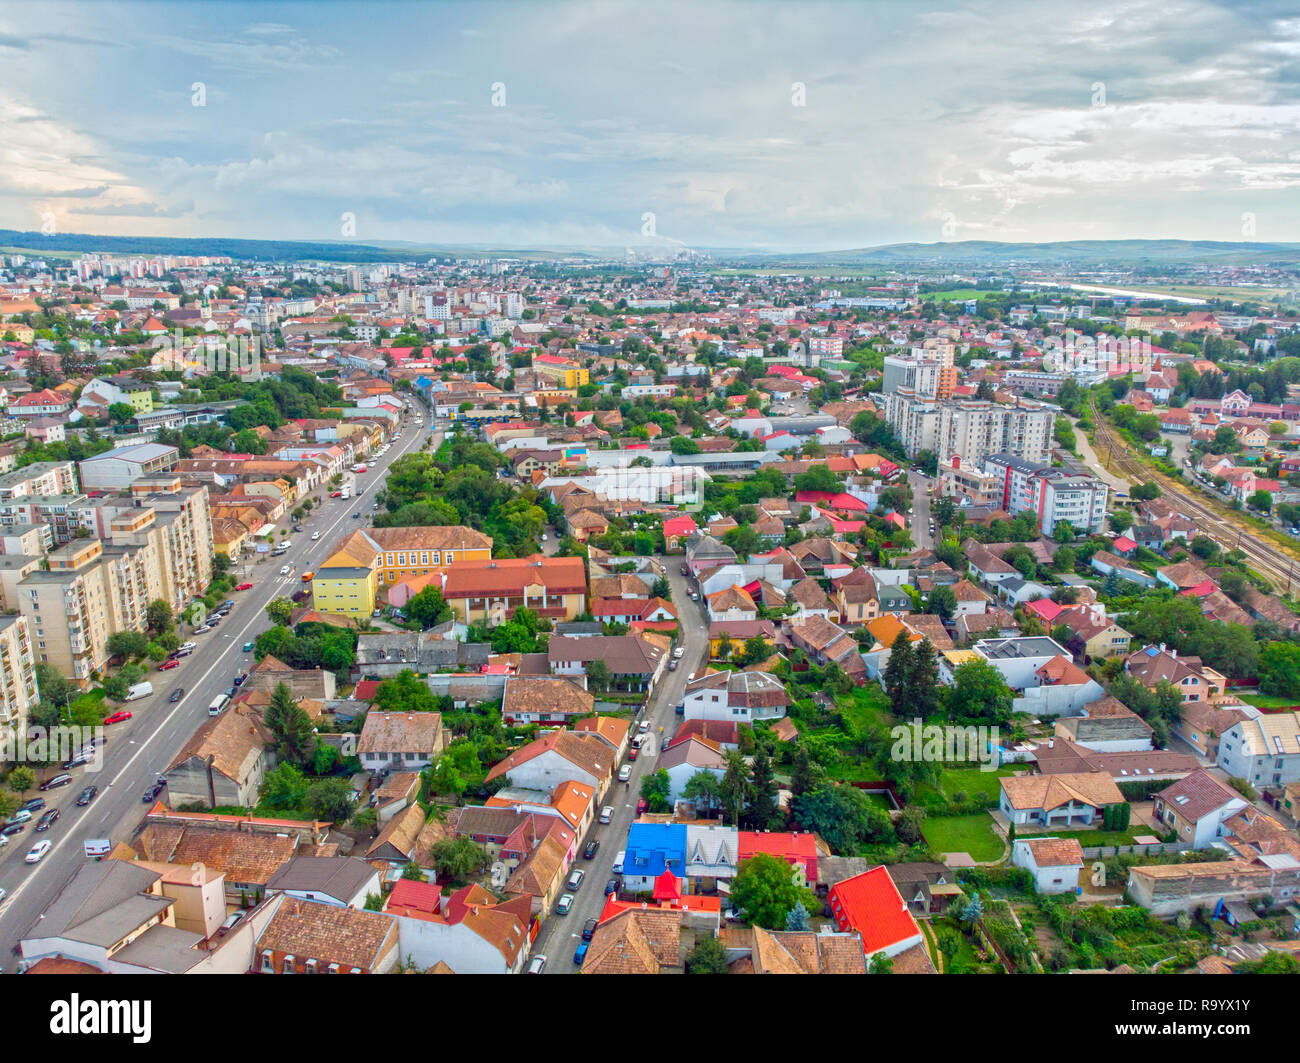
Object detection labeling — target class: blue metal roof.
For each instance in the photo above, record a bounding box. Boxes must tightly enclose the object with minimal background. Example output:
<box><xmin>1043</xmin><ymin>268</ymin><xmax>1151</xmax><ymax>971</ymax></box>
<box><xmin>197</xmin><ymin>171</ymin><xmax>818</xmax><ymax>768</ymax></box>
<box><xmin>623</xmin><ymin>822</ymin><xmax>687</xmax><ymax>878</ymax></box>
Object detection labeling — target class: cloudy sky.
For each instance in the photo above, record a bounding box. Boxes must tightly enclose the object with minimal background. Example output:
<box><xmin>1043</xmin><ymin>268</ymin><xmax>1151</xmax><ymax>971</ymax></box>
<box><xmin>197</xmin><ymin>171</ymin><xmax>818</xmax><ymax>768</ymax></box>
<box><xmin>2</xmin><ymin>0</ymin><xmax>1300</xmax><ymax>251</ymax></box>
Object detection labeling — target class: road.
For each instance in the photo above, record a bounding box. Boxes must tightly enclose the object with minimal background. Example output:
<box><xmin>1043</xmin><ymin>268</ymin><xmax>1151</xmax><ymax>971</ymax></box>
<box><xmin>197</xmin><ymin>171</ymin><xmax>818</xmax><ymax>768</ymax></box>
<box><xmin>0</xmin><ymin>396</ymin><xmax>432</xmax><ymax>960</ymax></box>
<box><xmin>533</xmin><ymin>560</ymin><xmax>707</xmax><ymax>973</ymax></box>
<box><xmin>907</xmin><ymin>470</ymin><xmax>932</xmax><ymax>548</ymax></box>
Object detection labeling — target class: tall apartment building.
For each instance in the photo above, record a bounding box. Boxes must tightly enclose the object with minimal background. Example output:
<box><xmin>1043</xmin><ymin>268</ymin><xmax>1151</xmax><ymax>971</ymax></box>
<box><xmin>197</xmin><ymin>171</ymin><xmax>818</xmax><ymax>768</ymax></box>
<box><xmin>17</xmin><ymin>485</ymin><xmax>214</xmax><ymax>683</ymax></box>
<box><xmin>879</xmin><ymin>391</ymin><xmax>1054</xmax><ymax>467</ymax></box>
<box><xmin>0</xmin><ymin>614</ymin><xmax>38</xmax><ymax>730</ymax></box>
<box><xmin>0</xmin><ymin>461</ymin><xmax>78</xmax><ymax>502</ymax></box>
<box><xmin>983</xmin><ymin>453</ymin><xmax>1109</xmax><ymax>535</ymax></box>
<box><xmin>882</xmin><ymin>342</ymin><xmax>957</xmax><ymax>400</ymax></box>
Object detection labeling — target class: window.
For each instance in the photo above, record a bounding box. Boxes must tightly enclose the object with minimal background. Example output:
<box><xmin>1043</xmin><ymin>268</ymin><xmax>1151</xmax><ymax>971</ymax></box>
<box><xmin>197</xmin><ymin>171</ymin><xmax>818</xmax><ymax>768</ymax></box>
<box><xmin>282</xmin><ymin>954</ymin><xmax>295</xmax><ymax>974</ymax></box>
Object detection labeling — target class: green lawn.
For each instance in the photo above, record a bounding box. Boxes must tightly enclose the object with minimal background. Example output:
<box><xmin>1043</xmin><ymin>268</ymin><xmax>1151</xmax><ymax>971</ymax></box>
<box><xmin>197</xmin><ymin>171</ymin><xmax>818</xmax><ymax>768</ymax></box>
<box><xmin>1239</xmin><ymin>693</ymin><xmax>1300</xmax><ymax>710</ymax></box>
<box><xmin>839</xmin><ymin>684</ymin><xmax>893</xmax><ymax>731</ymax></box>
<box><xmin>939</xmin><ymin>766</ymin><xmax>1012</xmax><ymax>802</ymax></box>
<box><xmin>920</xmin><ymin>813</ymin><xmax>1003</xmax><ymax>861</ymax></box>
<box><xmin>1021</xmin><ymin>828</ymin><xmax>1140</xmax><ymax>847</ymax></box>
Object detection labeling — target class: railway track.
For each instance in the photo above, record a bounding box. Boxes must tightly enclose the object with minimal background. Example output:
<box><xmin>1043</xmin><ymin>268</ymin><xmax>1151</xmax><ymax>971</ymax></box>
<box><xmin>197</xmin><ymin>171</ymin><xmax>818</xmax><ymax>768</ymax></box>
<box><xmin>1089</xmin><ymin>398</ymin><xmax>1300</xmax><ymax>596</ymax></box>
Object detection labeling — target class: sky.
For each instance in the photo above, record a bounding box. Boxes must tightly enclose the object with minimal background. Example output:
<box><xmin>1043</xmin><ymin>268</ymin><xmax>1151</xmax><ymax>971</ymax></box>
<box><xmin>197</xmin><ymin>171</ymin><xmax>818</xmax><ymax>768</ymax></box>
<box><xmin>2</xmin><ymin>0</ymin><xmax>1300</xmax><ymax>252</ymax></box>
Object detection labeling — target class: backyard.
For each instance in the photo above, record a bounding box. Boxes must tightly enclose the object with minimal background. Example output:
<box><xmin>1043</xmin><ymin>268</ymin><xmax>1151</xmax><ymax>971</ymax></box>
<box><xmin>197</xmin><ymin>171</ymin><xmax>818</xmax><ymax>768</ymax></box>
<box><xmin>920</xmin><ymin>813</ymin><xmax>1004</xmax><ymax>861</ymax></box>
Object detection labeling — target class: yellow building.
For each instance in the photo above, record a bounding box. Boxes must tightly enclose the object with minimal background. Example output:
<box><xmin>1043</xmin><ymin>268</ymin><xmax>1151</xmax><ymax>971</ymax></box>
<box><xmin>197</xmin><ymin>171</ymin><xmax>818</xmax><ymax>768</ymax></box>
<box><xmin>532</xmin><ymin>353</ymin><xmax>589</xmax><ymax>389</ymax></box>
<box><xmin>312</xmin><ymin>530</ymin><xmax>381</xmax><ymax>618</ymax></box>
<box><xmin>370</xmin><ymin>526</ymin><xmax>492</xmax><ymax>586</ymax></box>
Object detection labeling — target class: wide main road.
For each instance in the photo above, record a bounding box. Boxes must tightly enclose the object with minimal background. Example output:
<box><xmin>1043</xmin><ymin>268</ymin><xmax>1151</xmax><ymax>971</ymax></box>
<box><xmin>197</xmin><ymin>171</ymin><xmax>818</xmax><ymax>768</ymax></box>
<box><xmin>0</xmin><ymin>397</ymin><xmax>431</xmax><ymax>961</ymax></box>
<box><xmin>533</xmin><ymin>559</ymin><xmax>708</xmax><ymax>973</ymax></box>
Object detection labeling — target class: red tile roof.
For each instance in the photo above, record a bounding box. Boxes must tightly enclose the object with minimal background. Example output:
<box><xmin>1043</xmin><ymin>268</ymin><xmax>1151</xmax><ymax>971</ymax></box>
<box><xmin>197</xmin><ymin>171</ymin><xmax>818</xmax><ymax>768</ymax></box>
<box><xmin>828</xmin><ymin>866</ymin><xmax>922</xmax><ymax>957</ymax></box>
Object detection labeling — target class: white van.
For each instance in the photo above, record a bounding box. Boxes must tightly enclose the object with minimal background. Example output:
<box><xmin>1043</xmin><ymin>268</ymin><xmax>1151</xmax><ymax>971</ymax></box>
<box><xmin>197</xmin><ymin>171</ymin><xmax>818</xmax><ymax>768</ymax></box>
<box><xmin>124</xmin><ymin>682</ymin><xmax>153</xmax><ymax>701</ymax></box>
<box><xmin>208</xmin><ymin>694</ymin><xmax>230</xmax><ymax>716</ymax></box>
<box><xmin>84</xmin><ymin>838</ymin><xmax>112</xmax><ymax>859</ymax></box>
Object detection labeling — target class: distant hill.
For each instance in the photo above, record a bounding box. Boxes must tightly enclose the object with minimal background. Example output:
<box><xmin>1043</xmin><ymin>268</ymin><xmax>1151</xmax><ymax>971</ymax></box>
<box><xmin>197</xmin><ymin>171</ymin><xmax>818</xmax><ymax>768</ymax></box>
<box><xmin>734</xmin><ymin>239</ymin><xmax>1300</xmax><ymax>268</ymax></box>
<box><xmin>1</xmin><ymin>230</ymin><xmax>1296</xmax><ymax>268</ymax></box>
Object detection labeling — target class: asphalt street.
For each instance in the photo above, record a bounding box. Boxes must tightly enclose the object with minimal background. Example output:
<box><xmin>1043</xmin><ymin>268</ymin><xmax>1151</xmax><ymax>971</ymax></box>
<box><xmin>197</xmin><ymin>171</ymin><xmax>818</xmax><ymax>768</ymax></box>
<box><xmin>0</xmin><ymin>397</ymin><xmax>432</xmax><ymax>961</ymax></box>
<box><xmin>531</xmin><ymin>560</ymin><xmax>707</xmax><ymax>973</ymax></box>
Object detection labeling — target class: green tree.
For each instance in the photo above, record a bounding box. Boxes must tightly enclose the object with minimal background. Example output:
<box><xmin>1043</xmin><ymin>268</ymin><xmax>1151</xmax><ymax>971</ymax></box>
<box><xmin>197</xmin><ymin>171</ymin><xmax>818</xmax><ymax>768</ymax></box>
<box><xmin>719</xmin><ymin>750</ymin><xmax>751</xmax><ymax>825</ymax></box>
<box><xmin>791</xmin><ymin>783</ymin><xmax>893</xmax><ymax>853</ymax></box>
<box><xmin>746</xmin><ymin>751</ymin><xmax>781</xmax><ymax>830</ymax></box>
<box><xmin>585</xmin><ymin>658</ymin><xmax>611</xmax><ymax>691</ymax></box>
<box><xmin>1259</xmin><ymin>641</ymin><xmax>1300</xmax><ymax>699</ymax></box>
<box><xmin>640</xmin><ymin>768</ymin><xmax>672</xmax><ymax>812</ymax></box>
<box><xmin>260</xmin><ymin>762</ymin><xmax>310</xmax><ymax>811</ymax></box>
<box><xmin>730</xmin><ymin>853</ymin><xmax>819</xmax><ymax>930</ymax></box>
<box><xmin>146</xmin><ymin>599</ymin><xmax>173</xmax><ymax>634</ymax></box>
<box><xmin>406</xmin><ymin>585</ymin><xmax>452</xmax><ymax>629</ymax></box>
<box><xmin>373</xmin><ymin>669</ymin><xmax>442</xmax><ymax>713</ymax></box>
<box><xmin>264</xmin><ymin>682</ymin><xmax>316</xmax><ymax>767</ymax></box>
<box><xmin>945</xmin><ymin>658</ymin><xmax>1015</xmax><ymax>726</ymax></box>
<box><xmin>7</xmin><ymin>765</ymin><xmax>36</xmax><ymax>800</ymax></box>
<box><xmin>926</xmin><ymin>585</ymin><xmax>957</xmax><ymax>621</ymax></box>
<box><xmin>682</xmin><ymin>770</ymin><xmax>722</xmax><ymax>815</ymax></box>
<box><xmin>685</xmin><ymin>934</ymin><xmax>729</xmax><ymax>974</ymax></box>
<box><xmin>106</xmin><ymin>630</ymin><xmax>149</xmax><ymax>660</ymax></box>
<box><xmin>265</xmin><ymin>597</ymin><xmax>295</xmax><ymax>627</ymax></box>
<box><xmin>429</xmin><ymin>837</ymin><xmax>489</xmax><ymax>882</ymax></box>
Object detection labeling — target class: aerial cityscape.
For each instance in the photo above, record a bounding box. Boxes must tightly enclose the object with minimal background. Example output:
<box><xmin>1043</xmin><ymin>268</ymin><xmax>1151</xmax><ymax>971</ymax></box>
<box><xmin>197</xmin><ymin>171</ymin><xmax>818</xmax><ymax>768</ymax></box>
<box><xmin>0</xmin><ymin>0</ymin><xmax>1297</xmax><ymax>1022</ymax></box>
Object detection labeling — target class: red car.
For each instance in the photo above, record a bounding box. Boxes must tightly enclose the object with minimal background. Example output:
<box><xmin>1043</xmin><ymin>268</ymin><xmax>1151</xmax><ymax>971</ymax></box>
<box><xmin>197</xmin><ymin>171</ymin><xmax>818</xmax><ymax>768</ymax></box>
<box><xmin>329</xmin><ymin>491</ymin><xmax>342</xmax><ymax>498</ymax></box>
<box><xmin>103</xmin><ymin>711</ymin><xmax>132</xmax><ymax>725</ymax></box>
<box><xmin>636</xmin><ymin>799</ymin><xmax>648</xmax><ymax>815</ymax></box>
<box><xmin>158</xmin><ymin>659</ymin><xmax>180</xmax><ymax>671</ymax></box>
<box><xmin>627</xmin><ymin>746</ymin><xmax>639</xmax><ymax>761</ymax></box>
<box><xmin>235</xmin><ymin>582</ymin><xmax>254</xmax><ymax>591</ymax></box>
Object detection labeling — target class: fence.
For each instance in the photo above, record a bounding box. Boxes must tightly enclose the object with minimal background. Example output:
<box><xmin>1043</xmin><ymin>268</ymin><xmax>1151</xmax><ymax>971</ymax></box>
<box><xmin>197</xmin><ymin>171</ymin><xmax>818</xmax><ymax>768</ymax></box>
<box><xmin>1080</xmin><ymin>841</ymin><xmax>1189</xmax><ymax>859</ymax></box>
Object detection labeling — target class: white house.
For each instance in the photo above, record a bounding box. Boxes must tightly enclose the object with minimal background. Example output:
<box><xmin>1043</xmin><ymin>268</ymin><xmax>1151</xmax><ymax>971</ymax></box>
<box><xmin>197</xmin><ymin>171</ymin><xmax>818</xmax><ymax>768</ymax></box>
<box><xmin>1011</xmin><ymin>837</ymin><xmax>1085</xmax><ymax>894</ymax></box>
<box><xmin>682</xmin><ymin>669</ymin><xmax>789</xmax><ymax>725</ymax></box>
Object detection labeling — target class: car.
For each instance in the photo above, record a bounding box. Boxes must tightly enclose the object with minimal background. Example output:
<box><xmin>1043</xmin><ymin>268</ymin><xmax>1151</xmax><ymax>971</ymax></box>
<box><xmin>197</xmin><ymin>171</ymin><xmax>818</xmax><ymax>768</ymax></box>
<box><xmin>352</xmin><ymin>512</ymin><xmax>361</xmax><ymax>519</ymax></box>
<box><xmin>279</xmin><ymin>565</ymin><xmax>292</xmax><ymax>576</ymax></box>
<box><xmin>35</xmin><ymin>809</ymin><xmax>58</xmax><ymax>832</ymax></box>
<box><xmin>293</xmin><ymin>525</ymin><xmax>303</xmax><ymax>533</ymax></box>
<box><xmin>605</xmin><ymin>878</ymin><xmax>619</xmax><ymax>896</ymax></box>
<box><xmin>675</xmin><ymin>701</ymin><xmax>685</xmax><ymax>716</ymax></box>
<box><xmin>330</xmin><ymin>490</ymin><xmax>342</xmax><ymax>498</ymax></box>
<box><xmin>40</xmin><ymin>774</ymin><xmax>73</xmax><ymax>791</ymax></box>
<box><xmin>217</xmin><ymin>910</ymin><xmax>246</xmax><ymax>937</ymax></box>
<box><xmin>541</xmin><ymin>533</ymin><xmax>548</xmax><ymax>542</ymax></box>
<box><xmin>566</xmin><ymin>869</ymin><xmax>585</xmax><ymax>891</ymax></box>
<box><xmin>25</xmin><ymin>840</ymin><xmax>51</xmax><ymax>863</ymax></box>
<box><xmin>235</xmin><ymin>582</ymin><xmax>254</xmax><ymax>591</ymax></box>
<box><xmin>194</xmin><ymin>624</ymin><xmax>213</xmax><ymax>634</ymax></box>
<box><xmin>680</xmin><ymin>564</ymin><xmax>689</xmax><ymax>576</ymax></box>
<box><xmin>723</xmin><ymin>907</ymin><xmax>745</xmax><ymax>923</ymax></box>
<box><xmin>672</xmin><ymin>646</ymin><xmax>684</xmax><ymax>659</ymax></box>
<box><xmin>63</xmin><ymin>751</ymin><xmax>92</xmax><ymax>770</ymax></box>
<box><xmin>572</xmin><ymin>942</ymin><xmax>588</xmax><ymax>965</ymax></box>
<box><xmin>6</xmin><ymin>810</ymin><xmax>31</xmax><ymax>826</ymax></box>
<box><xmin>168</xmin><ymin>688</ymin><xmax>184</xmax><ymax>703</ymax></box>
<box><xmin>599</xmin><ymin>806</ymin><xmax>614</xmax><ymax>824</ymax></box>
<box><xmin>638</xmin><ymin>720</ymin><xmax>650</xmax><ymax>733</ymax></box>
<box><xmin>527</xmin><ymin>955</ymin><xmax>546</xmax><ymax>974</ymax></box>
<box><xmin>232</xmin><ymin>672</ymin><xmax>248</xmax><ymax>687</ymax></box>
<box><xmin>636</xmin><ymin>799</ymin><xmax>648</xmax><ymax>815</ymax></box>
<box><xmin>103</xmin><ymin>711</ymin><xmax>132</xmax><ymax>725</ymax></box>
<box><xmin>225</xmin><ymin>686</ymin><xmax>237</xmax><ymax>699</ymax></box>
<box><xmin>311</xmin><ymin>531</ymin><xmax>320</xmax><ymax>540</ymax></box>
<box><xmin>1</xmin><ymin>823</ymin><xmax>25</xmax><ymax>838</ymax></box>
<box><xmin>556</xmin><ymin>893</ymin><xmax>574</xmax><ymax>915</ymax></box>
<box><xmin>689</xmin><ymin>590</ymin><xmax>698</xmax><ymax>601</ymax></box>
<box><xmin>612</xmin><ymin>850</ymin><xmax>626</xmax><ymax>874</ymax></box>
<box><xmin>179</xmin><ymin>641</ymin><xmax>196</xmax><ymax>652</ymax></box>
<box><xmin>243</xmin><ymin>641</ymin><xmax>255</xmax><ymax>652</ymax></box>
<box><xmin>158</xmin><ymin>659</ymin><xmax>180</xmax><ymax>671</ymax></box>
<box><xmin>668</xmin><ymin>659</ymin><xmax>678</xmax><ymax>671</ymax></box>
<box><xmin>142</xmin><ymin>781</ymin><xmax>165</xmax><ymax>803</ymax></box>
<box><xmin>171</xmin><ymin>647</ymin><xmax>193</xmax><ymax>660</ymax></box>
<box><xmin>583</xmin><ymin>839</ymin><xmax>600</xmax><ymax>860</ymax></box>
<box><xmin>582</xmin><ymin>917</ymin><xmax>598</xmax><ymax>941</ymax></box>
<box><xmin>618</xmin><ymin>764</ymin><xmax>632</xmax><ymax>783</ymax></box>
<box><xmin>20</xmin><ymin>797</ymin><xmax>45</xmax><ymax>813</ymax></box>
<box><xmin>627</xmin><ymin>745</ymin><xmax>639</xmax><ymax>761</ymax></box>
<box><xmin>76</xmin><ymin>786</ymin><xmax>97</xmax><ymax>806</ymax></box>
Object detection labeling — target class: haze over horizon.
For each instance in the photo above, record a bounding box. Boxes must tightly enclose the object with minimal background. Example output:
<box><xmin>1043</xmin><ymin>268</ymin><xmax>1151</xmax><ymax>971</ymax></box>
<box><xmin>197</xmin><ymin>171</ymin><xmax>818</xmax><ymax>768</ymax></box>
<box><xmin>4</xmin><ymin>0</ymin><xmax>1300</xmax><ymax>252</ymax></box>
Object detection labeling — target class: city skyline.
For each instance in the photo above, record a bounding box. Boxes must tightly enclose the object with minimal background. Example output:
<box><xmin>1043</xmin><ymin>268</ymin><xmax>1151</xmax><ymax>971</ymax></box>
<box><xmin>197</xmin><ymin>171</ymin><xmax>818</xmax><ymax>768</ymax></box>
<box><xmin>3</xmin><ymin>0</ymin><xmax>1300</xmax><ymax>251</ymax></box>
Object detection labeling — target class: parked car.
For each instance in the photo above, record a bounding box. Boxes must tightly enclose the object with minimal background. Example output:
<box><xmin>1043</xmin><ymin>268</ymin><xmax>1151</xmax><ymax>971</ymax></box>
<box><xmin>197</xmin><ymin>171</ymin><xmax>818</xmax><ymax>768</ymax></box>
<box><xmin>76</xmin><ymin>786</ymin><xmax>97</xmax><ymax>806</ymax></box>
<box><xmin>605</xmin><ymin>878</ymin><xmax>619</xmax><ymax>896</ymax></box>
<box><xmin>20</xmin><ymin>797</ymin><xmax>45</xmax><ymax>813</ymax></box>
<box><xmin>142</xmin><ymin>782</ymin><xmax>164</xmax><ymax>803</ymax></box>
<box><xmin>636</xmin><ymin>799</ymin><xmax>648</xmax><ymax>815</ymax></box>
<box><xmin>232</xmin><ymin>672</ymin><xmax>248</xmax><ymax>687</ymax></box>
<box><xmin>34</xmin><ymin>809</ymin><xmax>58</xmax><ymax>832</ymax></box>
<box><xmin>158</xmin><ymin>659</ymin><xmax>180</xmax><ymax>671</ymax></box>
<box><xmin>168</xmin><ymin>688</ymin><xmax>184</xmax><ymax>703</ymax></box>
<box><xmin>566</xmin><ymin>869</ymin><xmax>585</xmax><ymax>891</ymax></box>
<box><xmin>638</xmin><ymin>720</ymin><xmax>650</xmax><ymax>733</ymax></box>
<box><xmin>618</xmin><ymin>764</ymin><xmax>632</xmax><ymax>783</ymax></box>
<box><xmin>25</xmin><ymin>840</ymin><xmax>51</xmax><ymax>863</ymax></box>
<box><xmin>613</xmin><ymin>850</ymin><xmax>626</xmax><ymax>874</ymax></box>
<box><xmin>40</xmin><ymin>774</ymin><xmax>73</xmax><ymax>791</ymax></box>
<box><xmin>556</xmin><ymin>893</ymin><xmax>574</xmax><ymax>915</ymax></box>
<box><xmin>582</xmin><ymin>918</ymin><xmax>598</xmax><ymax>942</ymax></box>
<box><xmin>573</xmin><ymin>942</ymin><xmax>589</xmax><ymax>965</ymax></box>
<box><xmin>628</xmin><ymin>745</ymin><xmax>639</xmax><ymax>761</ymax></box>
<box><xmin>6</xmin><ymin>810</ymin><xmax>31</xmax><ymax>826</ymax></box>
<box><xmin>235</xmin><ymin>582</ymin><xmax>254</xmax><ymax>591</ymax></box>
<box><xmin>103</xmin><ymin>711</ymin><xmax>132</xmax><ymax>725</ymax></box>
<box><xmin>583</xmin><ymin>839</ymin><xmax>600</xmax><ymax>860</ymax></box>
<box><xmin>1</xmin><ymin>823</ymin><xmax>25</xmax><ymax>838</ymax></box>
<box><xmin>242</xmin><ymin>641</ymin><xmax>255</xmax><ymax>652</ymax></box>
<box><xmin>599</xmin><ymin>806</ymin><xmax>614</xmax><ymax>824</ymax></box>
<box><xmin>668</xmin><ymin>659</ymin><xmax>678</xmax><ymax>671</ymax></box>
<box><xmin>330</xmin><ymin>490</ymin><xmax>342</xmax><ymax>498</ymax></box>
<box><xmin>217</xmin><ymin>910</ymin><xmax>246</xmax><ymax>937</ymax></box>
<box><xmin>672</xmin><ymin>646</ymin><xmax>684</xmax><ymax>659</ymax></box>
<box><xmin>528</xmin><ymin>955</ymin><xmax>546</xmax><ymax>974</ymax></box>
